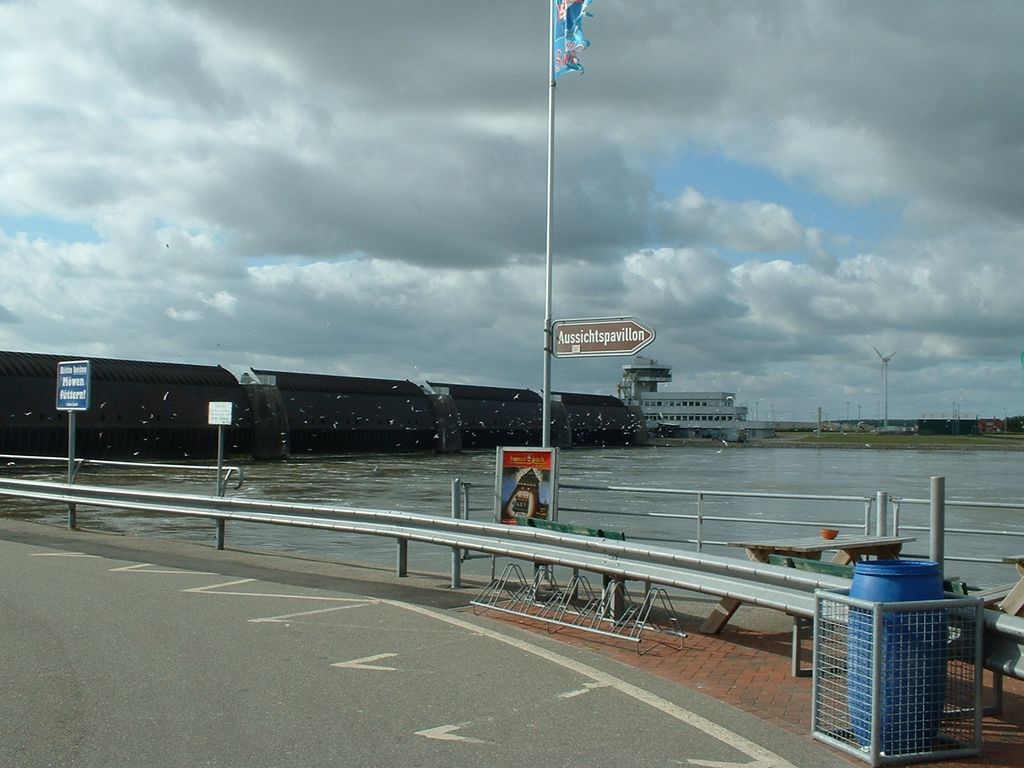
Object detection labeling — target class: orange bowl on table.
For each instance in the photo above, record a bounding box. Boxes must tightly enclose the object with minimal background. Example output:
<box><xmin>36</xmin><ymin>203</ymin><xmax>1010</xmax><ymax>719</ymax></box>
<box><xmin>820</xmin><ymin>528</ymin><xmax>839</xmax><ymax>540</ymax></box>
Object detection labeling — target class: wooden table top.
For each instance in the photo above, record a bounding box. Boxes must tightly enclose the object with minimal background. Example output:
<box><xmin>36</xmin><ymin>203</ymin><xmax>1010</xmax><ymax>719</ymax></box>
<box><xmin>728</xmin><ymin>535</ymin><xmax>914</xmax><ymax>554</ymax></box>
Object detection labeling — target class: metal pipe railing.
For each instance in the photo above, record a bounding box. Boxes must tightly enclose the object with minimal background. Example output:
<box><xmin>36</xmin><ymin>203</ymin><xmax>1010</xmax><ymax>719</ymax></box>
<box><xmin>0</xmin><ymin>453</ymin><xmax>244</xmax><ymax>493</ymax></box>
<box><xmin>556</xmin><ymin>481</ymin><xmax>874</xmax><ymax>549</ymax></box>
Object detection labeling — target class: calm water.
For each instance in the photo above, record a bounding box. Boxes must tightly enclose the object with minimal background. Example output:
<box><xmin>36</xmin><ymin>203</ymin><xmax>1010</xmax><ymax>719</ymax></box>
<box><xmin>3</xmin><ymin>445</ymin><xmax>1022</xmax><ymax>585</ymax></box>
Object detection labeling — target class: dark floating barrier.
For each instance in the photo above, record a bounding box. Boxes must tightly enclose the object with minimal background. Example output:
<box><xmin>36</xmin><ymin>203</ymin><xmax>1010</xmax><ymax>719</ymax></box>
<box><xmin>0</xmin><ymin>350</ymin><xmax>648</xmax><ymax>460</ymax></box>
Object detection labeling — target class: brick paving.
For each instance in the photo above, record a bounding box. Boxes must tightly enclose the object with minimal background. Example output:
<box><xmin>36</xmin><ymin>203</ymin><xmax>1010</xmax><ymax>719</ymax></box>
<box><xmin>482</xmin><ymin>606</ymin><xmax>1024</xmax><ymax>767</ymax></box>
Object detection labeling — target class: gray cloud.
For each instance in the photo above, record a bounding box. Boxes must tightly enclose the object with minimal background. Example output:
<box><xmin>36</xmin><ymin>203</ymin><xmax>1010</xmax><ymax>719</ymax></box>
<box><xmin>0</xmin><ymin>0</ymin><xmax>1022</xmax><ymax>421</ymax></box>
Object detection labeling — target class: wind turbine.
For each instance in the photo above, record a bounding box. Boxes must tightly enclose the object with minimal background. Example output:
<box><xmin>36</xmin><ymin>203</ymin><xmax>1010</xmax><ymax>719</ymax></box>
<box><xmin>874</xmin><ymin>347</ymin><xmax>895</xmax><ymax>430</ymax></box>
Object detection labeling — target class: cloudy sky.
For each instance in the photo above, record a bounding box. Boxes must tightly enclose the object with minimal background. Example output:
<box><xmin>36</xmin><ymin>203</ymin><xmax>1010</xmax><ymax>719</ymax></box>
<box><xmin>2</xmin><ymin>0</ymin><xmax>1022</xmax><ymax>423</ymax></box>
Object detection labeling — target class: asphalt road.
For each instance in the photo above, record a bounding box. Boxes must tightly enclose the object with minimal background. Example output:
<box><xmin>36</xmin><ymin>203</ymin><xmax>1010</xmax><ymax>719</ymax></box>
<box><xmin>0</xmin><ymin>519</ymin><xmax>839</xmax><ymax>767</ymax></box>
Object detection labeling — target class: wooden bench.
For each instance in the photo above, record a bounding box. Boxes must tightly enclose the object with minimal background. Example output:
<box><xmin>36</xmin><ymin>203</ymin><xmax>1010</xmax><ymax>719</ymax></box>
<box><xmin>766</xmin><ymin>553</ymin><xmax>969</xmax><ymax>595</ymax></box>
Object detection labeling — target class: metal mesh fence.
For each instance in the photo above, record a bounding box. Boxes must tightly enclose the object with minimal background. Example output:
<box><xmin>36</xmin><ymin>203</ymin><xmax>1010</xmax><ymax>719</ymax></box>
<box><xmin>812</xmin><ymin>591</ymin><xmax>982</xmax><ymax>766</ymax></box>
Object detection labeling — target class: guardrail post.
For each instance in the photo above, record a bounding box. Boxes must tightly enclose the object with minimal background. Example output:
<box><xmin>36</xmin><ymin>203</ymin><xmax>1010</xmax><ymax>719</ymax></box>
<box><xmin>396</xmin><ymin>539</ymin><xmax>408</xmax><ymax>577</ymax></box>
<box><xmin>215</xmin><ymin>518</ymin><xmax>225</xmax><ymax>550</ymax></box>
<box><xmin>696</xmin><ymin>491</ymin><xmax>704</xmax><ymax>551</ymax></box>
<box><xmin>461</xmin><ymin>482</ymin><xmax>471</xmax><ymax>520</ymax></box>
<box><xmin>875</xmin><ymin>490</ymin><xmax>889</xmax><ymax>536</ymax></box>
<box><xmin>451</xmin><ymin>478</ymin><xmax>462</xmax><ymax>589</ymax></box>
<box><xmin>930</xmin><ymin>476</ymin><xmax>945</xmax><ymax>574</ymax></box>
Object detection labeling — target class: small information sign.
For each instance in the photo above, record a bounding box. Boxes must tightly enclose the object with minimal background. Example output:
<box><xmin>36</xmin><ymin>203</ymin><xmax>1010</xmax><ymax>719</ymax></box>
<box><xmin>56</xmin><ymin>360</ymin><xmax>91</xmax><ymax>411</ymax></box>
<box><xmin>208</xmin><ymin>401</ymin><xmax>233</xmax><ymax>426</ymax></box>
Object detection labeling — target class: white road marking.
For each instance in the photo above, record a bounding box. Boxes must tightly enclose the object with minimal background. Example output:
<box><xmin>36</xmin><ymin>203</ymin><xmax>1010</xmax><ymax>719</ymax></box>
<box><xmin>183</xmin><ymin>578</ymin><xmax>257</xmax><ymax>593</ymax></box>
<box><xmin>249</xmin><ymin>603</ymin><xmax>374</xmax><ymax>623</ymax></box>
<box><xmin>558</xmin><ymin>688</ymin><xmax>590</xmax><ymax>699</ymax></box>
<box><xmin>110</xmin><ymin>563</ymin><xmax>218</xmax><ymax>575</ymax></box>
<box><xmin>414</xmin><ymin>724</ymin><xmax>487</xmax><ymax>744</ymax></box>
<box><xmin>183</xmin><ymin>578</ymin><xmax>369</xmax><ymax>602</ymax></box>
<box><xmin>30</xmin><ymin>552</ymin><xmax>100</xmax><ymax>558</ymax></box>
<box><xmin>385</xmin><ymin>601</ymin><xmax>798</xmax><ymax>768</ymax></box>
<box><xmin>331</xmin><ymin>653</ymin><xmax>398</xmax><ymax>671</ymax></box>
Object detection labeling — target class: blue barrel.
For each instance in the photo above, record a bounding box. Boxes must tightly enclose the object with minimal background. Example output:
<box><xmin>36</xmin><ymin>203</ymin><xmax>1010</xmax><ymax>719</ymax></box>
<box><xmin>847</xmin><ymin>560</ymin><xmax>946</xmax><ymax>755</ymax></box>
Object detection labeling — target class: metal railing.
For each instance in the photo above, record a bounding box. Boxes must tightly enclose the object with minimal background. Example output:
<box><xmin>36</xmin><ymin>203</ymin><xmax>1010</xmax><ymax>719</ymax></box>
<box><xmin>467</xmin><ymin>480</ymin><xmax>1019</xmax><ymax>579</ymax></box>
<box><xmin>893</xmin><ymin>495</ymin><xmax>1024</xmax><ymax>565</ymax></box>
<box><xmin>0</xmin><ymin>453</ymin><xmax>244</xmax><ymax>495</ymax></box>
<box><xmin>557</xmin><ymin>481</ymin><xmax>875</xmax><ymax>549</ymax></box>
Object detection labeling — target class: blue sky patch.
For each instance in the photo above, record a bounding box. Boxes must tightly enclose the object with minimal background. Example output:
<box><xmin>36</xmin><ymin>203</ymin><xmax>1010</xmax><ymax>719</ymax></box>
<box><xmin>653</xmin><ymin>151</ymin><xmax>902</xmax><ymax>255</ymax></box>
<box><xmin>0</xmin><ymin>214</ymin><xmax>100</xmax><ymax>245</ymax></box>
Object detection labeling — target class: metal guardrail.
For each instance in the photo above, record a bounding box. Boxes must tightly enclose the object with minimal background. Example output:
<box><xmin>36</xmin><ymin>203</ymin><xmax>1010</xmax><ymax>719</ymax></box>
<box><xmin>2</xmin><ymin>475</ymin><xmax>1024</xmax><ymax>690</ymax></box>
<box><xmin>0</xmin><ymin>475</ymin><xmax>844</xmax><ymax>597</ymax></box>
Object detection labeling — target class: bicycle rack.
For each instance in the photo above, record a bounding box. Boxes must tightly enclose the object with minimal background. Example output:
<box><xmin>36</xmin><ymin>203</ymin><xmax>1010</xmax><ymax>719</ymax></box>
<box><xmin>471</xmin><ymin>563</ymin><xmax>686</xmax><ymax>654</ymax></box>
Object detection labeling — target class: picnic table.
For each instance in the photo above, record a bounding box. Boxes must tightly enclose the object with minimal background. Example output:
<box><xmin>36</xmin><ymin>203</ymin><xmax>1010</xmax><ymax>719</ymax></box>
<box><xmin>700</xmin><ymin>534</ymin><xmax>915</xmax><ymax>637</ymax></box>
<box><xmin>998</xmin><ymin>556</ymin><xmax>1024</xmax><ymax>616</ymax></box>
<box><xmin>728</xmin><ymin>534</ymin><xmax>915</xmax><ymax>565</ymax></box>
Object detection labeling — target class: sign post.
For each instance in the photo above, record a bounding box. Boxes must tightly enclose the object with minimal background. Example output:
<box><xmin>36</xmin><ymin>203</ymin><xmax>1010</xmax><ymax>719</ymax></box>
<box><xmin>551</xmin><ymin>317</ymin><xmax>656</xmax><ymax>358</ymax></box>
<box><xmin>208</xmin><ymin>402</ymin><xmax>233</xmax><ymax>497</ymax></box>
<box><xmin>56</xmin><ymin>360</ymin><xmax>91</xmax><ymax>529</ymax></box>
<box><xmin>208</xmin><ymin>401</ymin><xmax>233</xmax><ymax>550</ymax></box>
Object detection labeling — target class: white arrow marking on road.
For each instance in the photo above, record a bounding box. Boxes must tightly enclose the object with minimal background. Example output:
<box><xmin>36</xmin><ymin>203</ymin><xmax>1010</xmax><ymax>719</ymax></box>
<box><xmin>110</xmin><ymin>563</ymin><xmax>217</xmax><ymax>575</ymax></box>
<box><xmin>331</xmin><ymin>653</ymin><xmax>398</xmax><ymax>671</ymax></box>
<box><xmin>183</xmin><ymin>579</ymin><xmax>374</xmax><ymax>602</ymax></box>
<box><xmin>387</xmin><ymin>601</ymin><xmax>799</xmax><ymax>768</ymax></box>
<box><xmin>250</xmin><ymin>603</ymin><xmax>373</xmax><ymax>623</ymax></box>
<box><xmin>414</xmin><ymin>724</ymin><xmax>486</xmax><ymax>744</ymax></box>
<box><xmin>559</xmin><ymin>681</ymin><xmax>610</xmax><ymax>699</ymax></box>
<box><xmin>30</xmin><ymin>552</ymin><xmax>100</xmax><ymax>557</ymax></box>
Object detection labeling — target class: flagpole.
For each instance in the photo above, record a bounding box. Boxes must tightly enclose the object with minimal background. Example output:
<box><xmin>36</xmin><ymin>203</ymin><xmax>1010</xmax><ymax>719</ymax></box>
<box><xmin>542</xmin><ymin>2</ymin><xmax>556</xmax><ymax>448</ymax></box>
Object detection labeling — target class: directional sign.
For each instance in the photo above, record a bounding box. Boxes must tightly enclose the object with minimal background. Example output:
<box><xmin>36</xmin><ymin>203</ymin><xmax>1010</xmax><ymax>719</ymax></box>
<box><xmin>56</xmin><ymin>360</ymin><xmax>91</xmax><ymax>411</ymax></box>
<box><xmin>552</xmin><ymin>317</ymin><xmax>655</xmax><ymax>358</ymax></box>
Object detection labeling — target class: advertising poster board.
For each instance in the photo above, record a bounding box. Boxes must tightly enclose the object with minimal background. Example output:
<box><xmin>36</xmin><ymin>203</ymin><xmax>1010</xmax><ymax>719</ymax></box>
<box><xmin>494</xmin><ymin>447</ymin><xmax>558</xmax><ymax>524</ymax></box>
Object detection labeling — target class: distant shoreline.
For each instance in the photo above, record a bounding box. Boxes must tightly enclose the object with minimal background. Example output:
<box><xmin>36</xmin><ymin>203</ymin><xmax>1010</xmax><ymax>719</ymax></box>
<box><xmin>651</xmin><ymin>435</ymin><xmax>1024</xmax><ymax>451</ymax></box>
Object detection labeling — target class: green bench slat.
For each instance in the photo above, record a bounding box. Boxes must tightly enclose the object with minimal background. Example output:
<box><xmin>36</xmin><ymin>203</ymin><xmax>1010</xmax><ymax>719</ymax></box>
<box><xmin>767</xmin><ymin>554</ymin><xmax>854</xmax><ymax>579</ymax></box>
<box><xmin>513</xmin><ymin>515</ymin><xmax>626</xmax><ymax>541</ymax></box>
<box><xmin>766</xmin><ymin>553</ymin><xmax>968</xmax><ymax>594</ymax></box>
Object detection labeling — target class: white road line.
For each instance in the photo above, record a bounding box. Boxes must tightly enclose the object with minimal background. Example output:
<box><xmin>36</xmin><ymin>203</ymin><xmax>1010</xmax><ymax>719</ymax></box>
<box><xmin>109</xmin><ymin>563</ymin><xmax>218</xmax><ymax>575</ymax></box>
<box><xmin>183</xmin><ymin>578</ymin><xmax>257</xmax><ymax>593</ymax></box>
<box><xmin>558</xmin><ymin>682</ymin><xmax>609</xmax><ymax>699</ymax></box>
<box><xmin>331</xmin><ymin>653</ymin><xmax>398</xmax><ymax>671</ymax></box>
<box><xmin>30</xmin><ymin>552</ymin><xmax>101</xmax><ymax>558</ymax></box>
<box><xmin>558</xmin><ymin>688</ymin><xmax>591</xmax><ymax>699</ymax></box>
<box><xmin>184</xmin><ymin>578</ymin><xmax>376</xmax><ymax>603</ymax></box>
<box><xmin>249</xmin><ymin>603</ymin><xmax>374</xmax><ymax>623</ymax></box>
<box><xmin>385</xmin><ymin>601</ymin><xmax>798</xmax><ymax>768</ymax></box>
<box><xmin>414</xmin><ymin>723</ymin><xmax>487</xmax><ymax>744</ymax></box>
